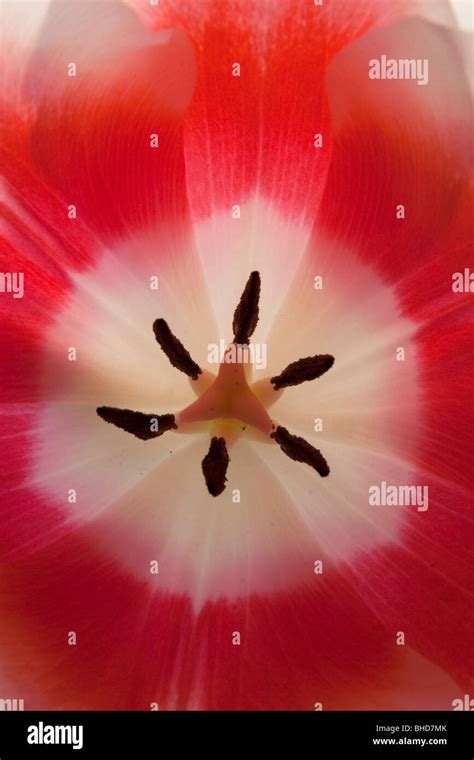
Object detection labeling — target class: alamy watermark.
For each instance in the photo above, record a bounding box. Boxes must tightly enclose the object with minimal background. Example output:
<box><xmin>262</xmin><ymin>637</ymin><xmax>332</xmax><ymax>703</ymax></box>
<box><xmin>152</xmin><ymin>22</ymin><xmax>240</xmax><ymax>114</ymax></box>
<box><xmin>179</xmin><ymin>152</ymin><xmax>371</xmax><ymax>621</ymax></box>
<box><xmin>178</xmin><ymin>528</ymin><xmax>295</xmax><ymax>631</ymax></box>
<box><xmin>0</xmin><ymin>697</ymin><xmax>24</xmax><ymax>710</ymax></box>
<box><xmin>208</xmin><ymin>339</ymin><xmax>267</xmax><ymax>370</ymax></box>
<box><xmin>27</xmin><ymin>721</ymin><xmax>83</xmax><ymax>750</ymax></box>
<box><xmin>452</xmin><ymin>268</ymin><xmax>473</xmax><ymax>292</ymax></box>
<box><xmin>369</xmin><ymin>55</ymin><xmax>429</xmax><ymax>86</ymax></box>
<box><xmin>0</xmin><ymin>271</ymin><xmax>24</xmax><ymax>298</ymax></box>
<box><xmin>369</xmin><ymin>481</ymin><xmax>429</xmax><ymax>511</ymax></box>
<box><xmin>452</xmin><ymin>694</ymin><xmax>474</xmax><ymax>710</ymax></box>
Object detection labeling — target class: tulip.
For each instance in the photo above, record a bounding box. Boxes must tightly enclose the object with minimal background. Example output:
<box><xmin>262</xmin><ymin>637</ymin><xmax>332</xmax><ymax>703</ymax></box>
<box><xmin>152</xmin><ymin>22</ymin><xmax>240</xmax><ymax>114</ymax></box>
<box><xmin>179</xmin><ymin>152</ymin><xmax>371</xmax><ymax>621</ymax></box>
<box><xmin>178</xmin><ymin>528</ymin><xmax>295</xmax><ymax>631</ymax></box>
<box><xmin>0</xmin><ymin>0</ymin><xmax>471</xmax><ymax>710</ymax></box>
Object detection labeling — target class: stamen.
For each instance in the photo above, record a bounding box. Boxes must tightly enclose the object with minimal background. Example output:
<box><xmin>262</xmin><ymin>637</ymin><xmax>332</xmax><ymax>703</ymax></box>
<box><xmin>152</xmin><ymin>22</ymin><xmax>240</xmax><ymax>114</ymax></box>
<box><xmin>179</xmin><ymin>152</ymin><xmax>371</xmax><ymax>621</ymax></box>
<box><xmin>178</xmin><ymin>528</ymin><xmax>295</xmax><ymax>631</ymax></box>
<box><xmin>271</xmin><ymin>355</ymin><xmax>334</xmax><ymax>390</ymax></box>
<box><xmin>97</xmin><ymin>273</ymin><xmax>335</xmax><ymax>495</ymax></box>
<box><xmin>202</xmin><ymin>437</ymin><xmax>230</xmax><ymax>496</ymax></box>
<box><xmin>153</xmin><ymin>319</ymin><xmax>202</xmax><ymax>380</ymax></box>
<box><xmin>270</xmin><ymin>425</ymin><xmax>329</xmax><ymax>477</ymax></box>
<box><xmin>232</xmin><ymin>271</ymin><xmax>261</xmax><ymax>344</ymax></box>
<box><xmin>97</xmin><ymin>407</ymin><xmax>177</xmax><ymax>441</ymax></box>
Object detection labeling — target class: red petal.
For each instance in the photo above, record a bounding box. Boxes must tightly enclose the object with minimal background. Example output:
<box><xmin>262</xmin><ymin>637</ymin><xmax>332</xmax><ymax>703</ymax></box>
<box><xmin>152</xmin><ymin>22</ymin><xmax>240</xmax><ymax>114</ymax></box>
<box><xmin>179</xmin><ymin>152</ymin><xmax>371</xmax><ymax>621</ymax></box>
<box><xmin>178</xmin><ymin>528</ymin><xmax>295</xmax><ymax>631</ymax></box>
<box><xmin>2</xmin><ymin>0</ymin><xmax>196</xmax><ymax>242</ymax></box>
<box><xmin>135</xmin><ymin>0</ymin><xmax>425</xmax><ymax>222</ymax></box>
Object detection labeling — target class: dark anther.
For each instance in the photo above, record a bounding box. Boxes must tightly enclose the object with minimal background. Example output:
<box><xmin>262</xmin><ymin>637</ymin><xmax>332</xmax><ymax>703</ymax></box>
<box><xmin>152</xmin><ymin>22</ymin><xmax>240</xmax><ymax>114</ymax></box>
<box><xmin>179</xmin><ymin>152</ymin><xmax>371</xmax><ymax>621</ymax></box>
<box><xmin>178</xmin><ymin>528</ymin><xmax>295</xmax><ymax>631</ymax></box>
<box><xmin>201</xmin><ymin>437</ymin><xmax>230</xmax><ymax>496</ymax></box>
<box><xmin>270</xmin><ymin>425</ymin><xmax>329</xmax><ymax>477</ymax></box>
<box><xmin>97</xmin><ymin>407</ymin><xmax>177</xmax><ymax>441</ymax></box>
<box><xmin>153</xmin><ymin>319</ymin><xmax>202</xmax><ymax>380</ymax></box>
<box><xmin>232</xmin><ymin>271</ymin><xmax>261</xmax><ymax>344</ymax></box>
<box><xmin>271</xmin><ymin>355</ymin><xmax>334</xmax><ymax>390</ymax></box>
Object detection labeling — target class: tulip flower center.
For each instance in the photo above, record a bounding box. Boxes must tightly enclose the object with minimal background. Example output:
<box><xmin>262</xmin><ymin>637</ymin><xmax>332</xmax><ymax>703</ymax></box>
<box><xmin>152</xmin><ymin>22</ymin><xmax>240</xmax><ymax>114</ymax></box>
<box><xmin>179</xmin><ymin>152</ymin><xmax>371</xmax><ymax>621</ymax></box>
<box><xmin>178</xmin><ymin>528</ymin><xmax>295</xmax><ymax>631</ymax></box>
<box><xmin>97</xmin><ymin>271</ymin><xmax>335</xmax><ymax>496</ymax></box>
<box><xmin>31</xmin><ymin>199</ymin><xmax>421</xmax><ymax>603</ymax></box>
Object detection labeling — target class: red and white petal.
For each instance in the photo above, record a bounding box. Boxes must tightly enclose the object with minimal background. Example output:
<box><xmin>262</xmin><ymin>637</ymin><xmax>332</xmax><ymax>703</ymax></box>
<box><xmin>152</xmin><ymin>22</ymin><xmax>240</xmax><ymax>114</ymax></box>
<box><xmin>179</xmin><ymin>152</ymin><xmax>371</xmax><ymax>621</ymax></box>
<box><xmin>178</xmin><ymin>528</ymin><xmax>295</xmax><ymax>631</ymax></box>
<box><xmin>0</xmin><ymin>526</ymin><xmax>462</xmax><ymax>709</ymax></box>
<box><xmin>320</xmin><ymin>15</ymin><xmax>472</xmax><ymax>315</ymax></box>
<box><xmin>0</xmin><ymin>0</ymin><xmax>471</xmax><ymax>712</ymax></box>
<box><xmin>28</xmin><ymin>204</ymin><xmax>417</xmax><ymax>606</ymax></box>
